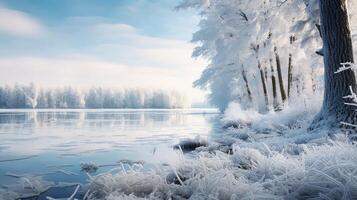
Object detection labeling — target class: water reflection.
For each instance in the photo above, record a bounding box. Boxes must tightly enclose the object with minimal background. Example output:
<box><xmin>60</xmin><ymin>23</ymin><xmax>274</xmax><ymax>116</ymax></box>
<box><xmin>0</xmin><ymin>109</ymin><xmax>218</xmax><ymax>156</ymax></box>
<box><xmin>0</xmin><ymin>109</ymin><xmax>220</xmax><ymax>188</ymax></box>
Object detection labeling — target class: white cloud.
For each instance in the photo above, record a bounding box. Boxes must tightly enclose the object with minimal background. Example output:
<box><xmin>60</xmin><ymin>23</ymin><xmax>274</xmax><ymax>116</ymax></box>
<box><xmin>94</xmin><ymin>23</ymin><xmax>137</xmax><ymax>35</ymax></box>
<box><xmin>0</xmin><ymin>6</ymin><xmax>46</xmax><ymax>37</ymax></box>
<box><xmin>0</xmin><ymin>22</ymin><xmax>207</xmax><ymax>102</ymax></box>
<box><xmin>0</xmin><ymin>55</ymin><xmax>206</xmax><ymax>102</ymax></box>
<box><xmin>92</xmin><ymin>23</ymin><xmax>186</xmax><ymax>48</ymax></box>
<box><xmin>90</xmin><ymin>23</ymin><xmax>205</xmax><ymax>69</ymax></box>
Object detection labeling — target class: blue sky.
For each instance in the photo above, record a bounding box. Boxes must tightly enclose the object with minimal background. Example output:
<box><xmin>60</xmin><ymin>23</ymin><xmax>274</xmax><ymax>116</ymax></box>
<box><xmin>0</xmin><ymin>0</ymin><xmax>206</xmax><ymax>102</ymax></box>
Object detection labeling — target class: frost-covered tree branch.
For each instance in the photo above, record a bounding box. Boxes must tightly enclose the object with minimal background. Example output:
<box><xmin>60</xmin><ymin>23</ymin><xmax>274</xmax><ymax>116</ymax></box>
<box><xmin>335</xmin><ymin>62</ymin><xmax>357</xmax><ymax>74</ymax></box>
<box><xmin>343</xmin><ymin>86</ymin><xmax>357</xmax><ymax>105</ymax></box>
<box><xmin>179</xmin><ymin>0</ymin><xmax>323</xmax><ymax>112</ymax></box>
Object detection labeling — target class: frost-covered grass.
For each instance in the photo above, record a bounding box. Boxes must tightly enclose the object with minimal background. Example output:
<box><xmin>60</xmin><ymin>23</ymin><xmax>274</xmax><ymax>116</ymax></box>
<box><xmin>83</xmin><ymin>101</ymin><xmax>357</xmax><ymax>199</ymax></box>
<box><xmin>222</xmin><ymin>101</ymin><xmax>319</xmax><ymax>133</ymax></box>
<box><xmin>85</xmin><ymin>138</ymin><xmax>357</xmax><ymax>199</ymax></box>
<box><xmin>220</xmin><ymin>100</ymin><xmax>332</xmax><ymax>147</ymax></box>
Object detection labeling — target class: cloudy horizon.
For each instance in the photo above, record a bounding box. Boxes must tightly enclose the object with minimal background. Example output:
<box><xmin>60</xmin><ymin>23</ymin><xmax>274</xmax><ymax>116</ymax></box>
<box><xmin>0</xmin><ymin>0</ymin><xmax>207</xmax><ymax>103</ymax></box>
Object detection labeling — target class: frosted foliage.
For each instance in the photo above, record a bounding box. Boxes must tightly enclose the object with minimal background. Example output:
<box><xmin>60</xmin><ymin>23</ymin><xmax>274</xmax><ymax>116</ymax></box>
<box><xmin>86</xmin><ymin>139</ymin><xmax>357</xmax><ymax>199</ymax></box>
<box><xmin>335</xmin><ymin>62</ymin><xmax>357</xmax><ymax>74</ymax></box>
<box><xmin>222</xmin><ymin>99</ymin><xmax>321</xmax><ymax>132</ymax></box>
<box><xmin>88</xmin><ymin>171</ymin><xmax>164</xmax><ymax>198</ymax></box>
<box><xmin>83</xmin><ymin>101</ymin><xmax>357</xmax><ymax>199</ymax></box>
<box><xmin>0</xmin><ymin>84</ymin><xmax>189</xmax><ymax>109</ymax></box>
<box><xmin>179</xmin><ymin>0</ymin><xmax>324</xmax><ymax>112</ymax></box>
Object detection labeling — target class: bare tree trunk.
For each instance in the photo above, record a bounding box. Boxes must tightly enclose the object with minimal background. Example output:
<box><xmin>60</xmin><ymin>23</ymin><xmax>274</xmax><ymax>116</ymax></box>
<box><xmin>288</xmin><ymin>36</ymin><xmax>296</xmax><ymax>98</ymax></box>
<box><xmin>311</xmin><ymin>69</ymin><xmax>317</xmax><ymax>93</ymax></box>
<box><xmin>288</xmin><ymin>53</ymin><xmax>293</xmax><ymax>98</ymax></box>
<box><xmin>251</xmin><ymin>44</ymin><xmax>269</xmax><ymax>111</ymax></box>
<box><xmin>270</xmin><ymin>58</ymin><xmax>278</xmax><ymax>110</ymax></box>
<box><xmin>258</xmin><ymin>60</ymin><xmax>269</xmax><ymax>108</ymax></box>
<box><xmin>264</xmin><ymin>64</ymin><xmax>268</xmax><ymax>83</ymax></box>
<box><xmin>274</xmin><ymin>47</ymin><xmax>287</xmax><ymax>104</ymax></box>
<box><xmin>311</xmin><ymin>0</ymin><xmax>357</xmax><ymax>129</ymax></box>
<box><xmin>241</xmin><ymin>65</ymin><xmax>252</xmax><ymax>102</ymax></box>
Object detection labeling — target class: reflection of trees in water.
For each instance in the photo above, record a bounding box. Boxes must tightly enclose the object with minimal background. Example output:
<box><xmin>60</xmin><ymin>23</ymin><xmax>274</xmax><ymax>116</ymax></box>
<box><xmin>83</xmin><ymin>111</ymin><xmax>187</xmax><ymax>128</ymax></box>
<box><xmin>0</xmin><ymin>112</ymin><xmax>38</xmax><ymax>135</ymax></box>
<box><xmin>0</xmin><ymin>110</ymin><xmax>218</xmax><ymax>157</ymax></box>
<box><xmin>0</xmin><ymin>110</ymin><xmax>194</xmax><ymax>129</ymax></box>
<box><xmin>0</xmin><ymin>113</ymin><xmax>28</xmax><ymax>124</ymax></box>
<box><xmin>0</xmin><ymin>111</ymin><xmax>37</xmax><ymax>126</ymax></box>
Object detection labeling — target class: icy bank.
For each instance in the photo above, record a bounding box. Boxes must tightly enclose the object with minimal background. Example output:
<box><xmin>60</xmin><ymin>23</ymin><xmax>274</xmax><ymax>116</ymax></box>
<box><xmin>86</xmin><ymin>138</ymin><xmax>357</xmax><ymax>199</ymax></box>
<box><xmin>84</xmin><ymin>102</ymin><xmax>357</xmax><ymax>199</ymax></box>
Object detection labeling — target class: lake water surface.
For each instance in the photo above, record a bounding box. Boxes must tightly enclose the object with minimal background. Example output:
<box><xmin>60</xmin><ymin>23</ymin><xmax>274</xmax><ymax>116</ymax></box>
<box><xmin>0</xmin><ymin>109</ymin><xmax>219</xmax><ymax>190</ymax></box>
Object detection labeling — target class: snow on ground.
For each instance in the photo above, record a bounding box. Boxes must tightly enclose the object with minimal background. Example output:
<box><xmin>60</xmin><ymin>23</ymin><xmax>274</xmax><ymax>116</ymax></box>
<box><xmin>86</xmin><ymin>138</ymin><xmax>357</xmax><ymax>199</ymax></box>
<box><xmin>85</xmin><ymin>100</ymin><xmax>357</xmax><ymax>199</ymax></box>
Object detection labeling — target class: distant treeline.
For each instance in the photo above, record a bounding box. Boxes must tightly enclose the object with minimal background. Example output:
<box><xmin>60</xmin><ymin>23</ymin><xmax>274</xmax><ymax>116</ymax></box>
<box><xmin>0</xmin><ymin>84</ymin><xmax>189</xmax><ymax>109</ymax></box>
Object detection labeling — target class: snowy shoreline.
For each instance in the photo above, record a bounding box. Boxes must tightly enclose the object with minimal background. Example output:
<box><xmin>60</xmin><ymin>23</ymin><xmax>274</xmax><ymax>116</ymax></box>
<box><xmin>2</xmin><ymin>104</ymin><xmax>357</xmax><ymax>199</ymax></box>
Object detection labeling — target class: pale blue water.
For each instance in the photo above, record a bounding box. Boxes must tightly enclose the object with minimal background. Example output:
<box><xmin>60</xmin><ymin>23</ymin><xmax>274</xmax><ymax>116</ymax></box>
<box><xmin>0</xmin><ymin>109</ymin><xmax>219</xmax><ymax>188</ymax></box>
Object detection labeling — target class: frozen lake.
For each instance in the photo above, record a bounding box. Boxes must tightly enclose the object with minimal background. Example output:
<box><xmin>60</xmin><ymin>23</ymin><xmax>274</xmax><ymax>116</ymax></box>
<box><xmin>0</xmin><ymin>109</ymin><xmax>219</xmax><ymax>188</ymax></box>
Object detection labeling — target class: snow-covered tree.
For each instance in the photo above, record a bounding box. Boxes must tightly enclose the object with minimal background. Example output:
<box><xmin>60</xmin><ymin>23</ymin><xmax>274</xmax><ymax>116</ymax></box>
<box><xmin>23</xmin><ymin>83</ymin><xmax>38</xmax><ymax>108</ymax></box>
<box><xmin>0</xmin><ymin>84</ymin><xmax>190</xmax><ymax>109</ymax></box>
<box><xmin>37</xmin><ymin>89</ymin><xmax>48</xmax><ymax>108</ymax></box>
<box><xmin>179</xmin><ymin>0</ymin><xmax>324</xmax><ymax>112</ymax></box>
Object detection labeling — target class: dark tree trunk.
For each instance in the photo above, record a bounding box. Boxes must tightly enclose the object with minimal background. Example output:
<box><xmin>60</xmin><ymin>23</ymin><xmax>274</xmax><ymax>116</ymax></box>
<box><xmin>241</xmin><ymin>65</ymin><xmax>252</xmax><ymax>102</ymax></box>
<box><xmin>274</xmin><ymin>47</ymin><xmax>287</xmax><ymax>103</ymax></box>
<box><xmin>270</xmin><ymin>58</ymin><xmax>278</xmax><ymax>109</ymax></box>
<box><xmin>288</xmin><ymin>36</ymin><xmax>296</xmax><ymax>98</ymax></box>
<box><xmin>311</xmin><ymin>0</ymin><xmax>357</xmax><ymax>129</ymax></box>
<box><xmin>258</xmin><ymin>60</ymin><xmax>269</xmax><ymax>108</ymax></box>
<box><xmin>264</xmin><ymin>65</ymin><xmax>268</xmax><ymax>83</ymax></box>
<box><xmin>288</xmin><ymin>53</ymin><xmax>293</xmax><ymax>98</ymax></box>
